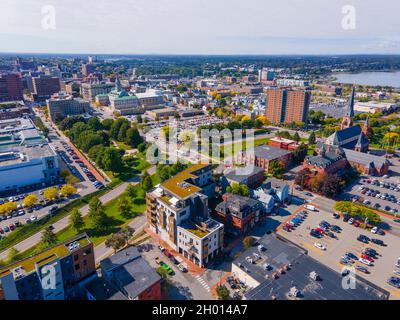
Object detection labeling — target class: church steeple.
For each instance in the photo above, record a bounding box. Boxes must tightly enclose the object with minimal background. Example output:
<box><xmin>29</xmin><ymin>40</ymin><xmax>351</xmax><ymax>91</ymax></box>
<box><xmin>341</xmin><ymin>86</ymin><xmax>355</xmax><ymax>129</ymax></box>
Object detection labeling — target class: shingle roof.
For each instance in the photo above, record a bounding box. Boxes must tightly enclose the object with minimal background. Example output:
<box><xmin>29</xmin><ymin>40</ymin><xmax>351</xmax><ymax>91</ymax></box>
<box><xmin>343</xmin><ymin>149</ymin><xmax>389</xmax><ymax>169</ymax></box>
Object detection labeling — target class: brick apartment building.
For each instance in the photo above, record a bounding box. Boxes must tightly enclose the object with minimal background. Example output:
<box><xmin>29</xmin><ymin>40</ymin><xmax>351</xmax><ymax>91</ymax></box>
<box><xmin>0</xmin><ymin>74</ymin><xmax>23</xmax><ymax>102</ymax></box>
<box><xmin>32</xmin><ymin>75</ymin><xmax>61</xmax><ymax>101</ymax></box>
<box><xmin>214</xmin><ymin>193</ymin><xmax>264</xmax><ymax>236</ymax></box>
<box><xmin>265</xmin><ymin>88</ymin><xmax>311</xmax><ymax>124</ymax></box>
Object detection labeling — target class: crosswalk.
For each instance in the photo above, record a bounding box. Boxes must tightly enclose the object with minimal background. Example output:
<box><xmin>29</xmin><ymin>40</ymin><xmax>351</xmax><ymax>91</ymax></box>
<box><xmin>195</xmin><ymin>275</ymin><xmax>211</xmax><ymax>292</ymax></box>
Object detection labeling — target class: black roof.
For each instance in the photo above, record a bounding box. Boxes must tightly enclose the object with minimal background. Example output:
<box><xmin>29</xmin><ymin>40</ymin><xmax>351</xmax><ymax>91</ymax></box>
<box><xmin>100</xmin><ymin>247</ymin><xmax>161</xmax><ymax>299</ymax></box>
<box><xmin>224</xmin><ymin>166</ymin><xmax>264</xmax><ymax>184</ymax></box>
<box><xmin>249</xmin><ymin>145</ymin><xmax>291</xmax><ymax>160</ymax></box>
<box><xmin>233</xmin><ymin>233</ymin><xmax>389</xmax><ymax>300</ymax></box>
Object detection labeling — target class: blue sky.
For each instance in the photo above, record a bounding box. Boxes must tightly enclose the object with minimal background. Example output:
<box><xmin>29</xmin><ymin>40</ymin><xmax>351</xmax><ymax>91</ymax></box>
<box><xmin>0</xmin><ymin>0</ymin><xmax>399</xmax><ymax>54</ymax></box>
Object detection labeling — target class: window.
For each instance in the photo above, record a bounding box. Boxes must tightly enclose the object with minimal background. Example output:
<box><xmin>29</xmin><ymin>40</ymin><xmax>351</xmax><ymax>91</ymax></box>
<box><xmin>83</xmin><ymin>260</ymin><xmax>87</xmax><ymax>266</ymax></box>
<box><xmin>74</xmin><ymin>264</ymin><xmax>80</xmax><ymax>271</ymax></box>
<box><xmin>74</xmin><ymin>254</ymin><xmax>79</xmax><ymax>261</ymax></box>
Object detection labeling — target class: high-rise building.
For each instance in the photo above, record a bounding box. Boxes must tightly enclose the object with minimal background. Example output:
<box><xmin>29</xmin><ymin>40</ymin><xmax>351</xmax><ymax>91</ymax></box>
<box><xmin>47</xmin><ymin>92</ymin><xmax>90</xmax><ymax>122</ymax></box>
<box><xmin>265</xmin><ymin>88</ymin><xmax>311</xmax><ymax>124</ymax></box>
<box><xmin>81</xmin><ymin>81</ymin><xmax>114</xmax><ymax>101</ymax></box>
<box><xmin>258</xmin><ymin>68</ymin><xmax>275</xmax><ymax>82</ymax></box>
<box><xmin>32</xmin><ymin>75</ymin><xmax>61</xmax><ymax>101</ymax></box>
<box><xmin>0</xmin><ymin>74</ymin><xmax>23</xmax><ymax>102</ymax></box>
<box><xmin>146</xmin><ymin>164</ymin><xmax>224</xmax><ymax>267</ymax></box>
<box><xmin>0</xmin><ymin>234</ymin><xmax>95</xmax><ymax>300</ymax></box>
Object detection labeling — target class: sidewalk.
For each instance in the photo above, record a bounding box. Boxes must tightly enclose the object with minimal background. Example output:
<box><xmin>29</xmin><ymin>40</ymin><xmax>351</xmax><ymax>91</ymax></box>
<box><xmin>145</xmin><ymin>226</ymin><xmax>205</xmax><ymax>276</ymax></box>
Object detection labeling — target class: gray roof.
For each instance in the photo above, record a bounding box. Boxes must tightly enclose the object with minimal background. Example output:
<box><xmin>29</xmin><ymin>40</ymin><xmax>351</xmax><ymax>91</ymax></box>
<box><xmin>85</xmin><ymin>277</ymin><xmax>127</xmax><ymax>300</ymax></box>
<box><xmin>216</xmin><ymin>193</ymin><xmax>261</xmax><ymax>219</ymax></box>
<box><xmin>305</xmin><ymin>145</ymin><xmax>345</xmax><ymax>168</ymax></box>
<box><xmin>326</xmin><ymin>125</ymin><xmax>362</xmax><ymax>148</ymax></box>
<box><xmin>345</xmin><ymin>86</ymin><xmax>355</xmax><ymax>117</ymax></box>
<box><xmin>224</xmin><ymin>166</ymin><xmax>264</xmax><ymax>184</ymax></box>
<box><xmin>344</xmin><ymin>149</ymin><xmax>390</xmax><ymax>169</ymax></box>
<box><xmin>100</xmin><ymin>247</ymin><xmax>161</xmax><ymax>299</ymax></box>
<box><xmin>234</xmin><ymin>233</ymin><xmax>389</xmax><ymax>300</ymax></box>
<box><xmin>249</xmin><ymin>145</ymin><xmax>291</xmax><ymax>161</ymax></box>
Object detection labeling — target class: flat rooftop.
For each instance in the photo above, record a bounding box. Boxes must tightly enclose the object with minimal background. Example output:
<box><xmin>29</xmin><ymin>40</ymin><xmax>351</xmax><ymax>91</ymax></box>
<box><xmin>160</xmin><ymin>163</ymin><xmax>209</xmax><ymax>200</ymax></box>
<box><xmin>100</xmin><ymin>247</ymin><xmax>161</xmax><ymax>299</ymax></box>
<box><xmin>0</xmin><ymin>143</ymin><xmax>56</xmax><ymax>167</ymax></box>
<box><xmin>0</xmin><ymin>234</ymin><xmax>91</xmax><ymax>279</ymax></box>
<box><xmin>248</xmin><ymin>144</ymin><xmax>291</xmax><ymax>161</ymax></box>
<box><xmin>234</xmin><ymin>233</ymin><xmax>389</xmax><ymax>300</ymax></box>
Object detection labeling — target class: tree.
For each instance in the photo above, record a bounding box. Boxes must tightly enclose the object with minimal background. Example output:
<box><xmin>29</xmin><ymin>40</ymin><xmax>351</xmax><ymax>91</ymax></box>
<box><xmin>87</xmin><ymin>117</ymin><xmax>103</xmax><ymax>131</ymax></box>
<box><xmin>118</xmin><ymin>197</ymin><xmax>132</xmax><ymax>219</ymax></box>
<box><xmin>243</xmin><ymin>236</ymin><xmax>255</xmax><ymax>249</ymax></box>
<box><xmin>23</xmin><ymin>194</ymin><xmax>38</xmax><ymax>208</ymax></box>
<box><xmin>216</xmin><ymin>285</ymin><xmax>230</xmax><ymax>300</ymax></box>
<box><xmin>7</xmin><ymin>247</ymin><xmax>20</xmax><ymax>263</ymax></box>
<box><xmin>159</xmin><ymin>166</ymin><xmax>171</xmax><ymax>182</ymax></box>
<box><xmin>69</xmin><ymin>208</ymin><xmax>85</xmax><ymax>233</ymax></box>
<box><xmin>231</xmin><ymin>182</ymin><xmax>240</xmax><ymax>194</ymax></box>
<box><xmin>293</xmin><ymin>132</ymin><xmax>301</xmax><ymax>142</ymax></box>
<box><xmin>136</xmin><ymin>114</ymin><xmax>143</xmax><ymax>123</ymax></box>
<box><xmin>309</xmin><ymin>173</ymin><xmax>326</xmax><ymax>192</ymax></box>
<box><xmin>268</xmin><ymin>161</ymin><xmax>285</xmax><ymax>179</ymax></box>
<box><xmin>119</xmin><ymin>226</ymin><xmax>135</xmax><ymax>246</ymax></box>
<box><xmin>292</xmin><ymin>143</ymin><xmax>308</xmax><ymax>164</ymax></box>
<box><xmin>295</xmin><ymin>169</ymin><xmax>311</xmax><ymax>188</ymax></box>
<box><xmin>125</xmin><ymin>127</ymin><xmax>143</xmax><ymax>148</ymax></box>
<box><xmin>117</xmin><ymin>122</ymin><xmax>130</xmax><ymax>142</ymax></box>
<box><xmin>60</xmin><ymin>184</ymin><xmax>77</xmax><ymax>197</ymax></box>
<box><xmin>0</xmin><ymin>202</ymin><xmax>17</xmax><ymax>216</ymax></box>
<box><xmin>105</xmin><ymin>233</ymin><xmax>126</xmax><ymax>253</ymax></box>
<box><xmin>320</xmin><ymin>174</ymin><xmax>344</xmax><ymax>198</ymax></box>
<box><xmin>88</xmin><ymin>198</ymin><xmax>108</xmax><ymax>233</ymax></box>
<box><xmin>334</xmin><ymin>201</ymin><xmax>353</xmax><ymax>214</ymax></box>
<box><xmin>41</xmin><ymin>226</ymin><xmax>58</xmax><ymax>247</ymax></box>
<box><xmin>44</xmin><ymin>187</ymin><xmax>58</xmax><ymax>201</ymax></box>
<box><xmin>308</xmin><ymin>131</ymin><xmax>316</xmax><ymax>145</ymax></box>
<box><xmin>239</xmin><ymin>184</ymin><xmax>249</xmax><ymax>197</ymax></box>
<box><xmin>101</xmin><ymin>147</ymin><xmax>124</xmax><ymax>173</ymax></box>
<box><xmin>141</xmin><ymin>171</ymin><xmax>153</xmax><ymax>191</ymax></box>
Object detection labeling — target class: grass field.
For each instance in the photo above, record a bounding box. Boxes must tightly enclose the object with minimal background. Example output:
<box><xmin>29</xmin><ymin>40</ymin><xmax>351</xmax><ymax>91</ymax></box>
<box><xmin>220</xmin><ymin>137</ymin><xmax>269</xmax><ymax>157</ymax></box>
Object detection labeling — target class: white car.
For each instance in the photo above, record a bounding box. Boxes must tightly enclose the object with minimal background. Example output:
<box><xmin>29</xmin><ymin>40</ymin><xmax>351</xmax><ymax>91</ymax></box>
<box><xmin>359</xmin><ymin>258</ymin><xmax>372</xmax><ymax>266</ymax></box>
<box><xmin>30</xmin><ymin>215</ymin><xmax>38</xmax><ymax>222</ymax></box>
<box><xmin>348</xmin><ymin>218</ymin><xmax>354</xmax><ymax>225</ymax></box>
<box><xmin>371</xmin><ymin>227</ymin><xmax>378</xmax><ymax>234</ymax></box>
<box><xmin>314</xmin><ymin>243</ymin><xmax>326</xmax><ymax>251</ymax></box>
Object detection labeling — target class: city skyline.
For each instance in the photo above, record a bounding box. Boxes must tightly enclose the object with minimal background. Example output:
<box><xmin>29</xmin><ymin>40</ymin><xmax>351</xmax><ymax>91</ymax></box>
<box><xmin>0</xmin><ymin>0</ymin><xmax>399</xmax><ymax>55</ymax></box>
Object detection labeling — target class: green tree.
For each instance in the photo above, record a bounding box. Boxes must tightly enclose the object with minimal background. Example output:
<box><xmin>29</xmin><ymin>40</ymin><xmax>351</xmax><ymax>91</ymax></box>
<box><xmin>308</xmin><ymin>131</ymin><xmax>316</xmax><ymax>145</ymax></box>
<box><xmin>105</xmin><ymin>234</ymin><xmax>126</xmax><ymax>253</ymax></box>
<box><xmin>293</xmin><ymin>132</ymin><xmax>301</xmax><ymax>142</ymax></box>
<box><xmin>125</xmin><ymin>127</ymin><xmax>143</xmax><ymax>148</ymax></box>
<box><xmin>231</xmin><ymin>182</ymin><xmax>240</xmax><ymax>194</ymax></box>
<box><xmin>41</xmin><ymin>226</ymin><xmax>58</xmax><ymax>247</ymax></box>
<box><xmin>216</xmin><ymin>285</ymin><xmax>230</xmax><ymax>300</ymax></box>
<box><xmin>119</xmin><ymin>226</ymin><xmax>135</xmax><ymax>246</ymax></box>
<box><xmin>269</xmin><ymin>161</ymin><xmax>285</xmax><ymax>179</ymax></box>
<box><xmin>101</xmin><ymin>147</ymin><xmax>124</xmax><ymax>173</ymax></box>
<box><xmin>141</xmin><ymin>171</ymin><xmax>153</xmax><ymax>191</ymax></box>
<box><xmin>69</xmin><ymin>208</ymin><xmax>85</xmax><ymax>233</ymax></box>
<box><xmin>117</xmin><ymin>122</ymin><xmax>130</xmax><ymax>142</ymax></box>
<box><xmin>239</xmin><ymin>184</ymin><xmax>249</xmax><ymax>197</ymax></box>
<box><xmin>118</xmin><ymin>197</ymin><xmax>132</xmax><ymax>219</ymax></box>
<box><xmin>88</xmin><ymin>198</ymin><xmax>108</xmax><ymax>233</ymax></box>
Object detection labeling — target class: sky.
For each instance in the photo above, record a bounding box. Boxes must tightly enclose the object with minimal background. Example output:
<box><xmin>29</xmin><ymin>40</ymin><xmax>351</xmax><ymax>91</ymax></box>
<box><xmin>0</xmin><ymin>0</ymin><xmax>399</xmax><ymax>55</ymax></box>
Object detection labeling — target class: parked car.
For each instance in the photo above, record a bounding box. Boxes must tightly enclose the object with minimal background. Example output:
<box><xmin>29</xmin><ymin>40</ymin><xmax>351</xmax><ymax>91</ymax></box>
<box><xmin>371</xmin><ymin>238</ymin><xmax>384</xmax><ymax>246</ymax></box>
<box><xmin>314</xmin><ymin>243</ymin><xmax>326</xmax><ymax>251</ymax></box>
<box><xmin>355</xmin><ymin>265</ymin><xmax>369</xmax><ymax>274</ymax></box>
<box><xmin>359</xmin><ymin>258</ymin><xmax>372</xmax><ymax>266</ymax></box>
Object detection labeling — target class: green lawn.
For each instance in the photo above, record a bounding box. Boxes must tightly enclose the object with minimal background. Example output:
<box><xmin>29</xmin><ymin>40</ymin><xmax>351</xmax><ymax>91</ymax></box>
<box><xmin>115</xmin><ymin>141</ymin><xmax>132</xmax><ymax>151</ymax></box>
<box><xmin>220</xmin><ymin>137</ymin><xmax>269</xmax><ymax>158</ymax></box>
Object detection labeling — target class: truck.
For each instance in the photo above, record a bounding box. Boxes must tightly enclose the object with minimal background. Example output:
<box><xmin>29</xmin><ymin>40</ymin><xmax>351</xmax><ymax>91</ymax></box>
<box><xmin>305</xmin><ymin>204</ymin><xmax>316</xmax><ymax>211</ymax></box>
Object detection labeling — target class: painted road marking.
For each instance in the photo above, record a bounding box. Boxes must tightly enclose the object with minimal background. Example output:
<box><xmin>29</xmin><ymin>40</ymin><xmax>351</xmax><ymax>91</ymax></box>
<box><xmin>195</xmin><ymin>275</ymin><xmax>211</xmax><ymax>292</ymax></box>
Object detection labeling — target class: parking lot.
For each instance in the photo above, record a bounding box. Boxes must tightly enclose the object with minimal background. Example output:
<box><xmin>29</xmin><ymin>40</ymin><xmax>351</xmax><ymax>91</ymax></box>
<box><xmin>347</xmin><ymin>177</ymin><xmax>400</xmax><ymax>215</ymax></box>
<box><xmin>278</xmin><ymin>207</ymin><xmax>400</xmax><ymax>299</ymax></box>
<box><xmin>0</xmin><ymin>121</ymin><xmax>100</xmax><ymax>237</ymax></box>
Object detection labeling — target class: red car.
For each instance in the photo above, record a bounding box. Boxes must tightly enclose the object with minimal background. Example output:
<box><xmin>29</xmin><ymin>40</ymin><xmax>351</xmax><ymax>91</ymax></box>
<box><xmin>0</xmin><ymin>228</ymin><xmax>4</xmax><ymax>234</ymax></box>
<box><xmin>314</xmin><ymin>227</ymin><xmax>324</xmax><ymax>234</ymax></box>
<box><xmin>361</xmin><ymin>254</ymin><xmax>374</xmax><ymax>262</ymax></box>
<box><xmin>9</xmin><ymin>224</ymin><xmax>15</xmax><ymax>231</ymax></box>
<box><xmin>353</xmin><ymin>220</ymin><xmax>360</xmax><ymax>227</ymax></box>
